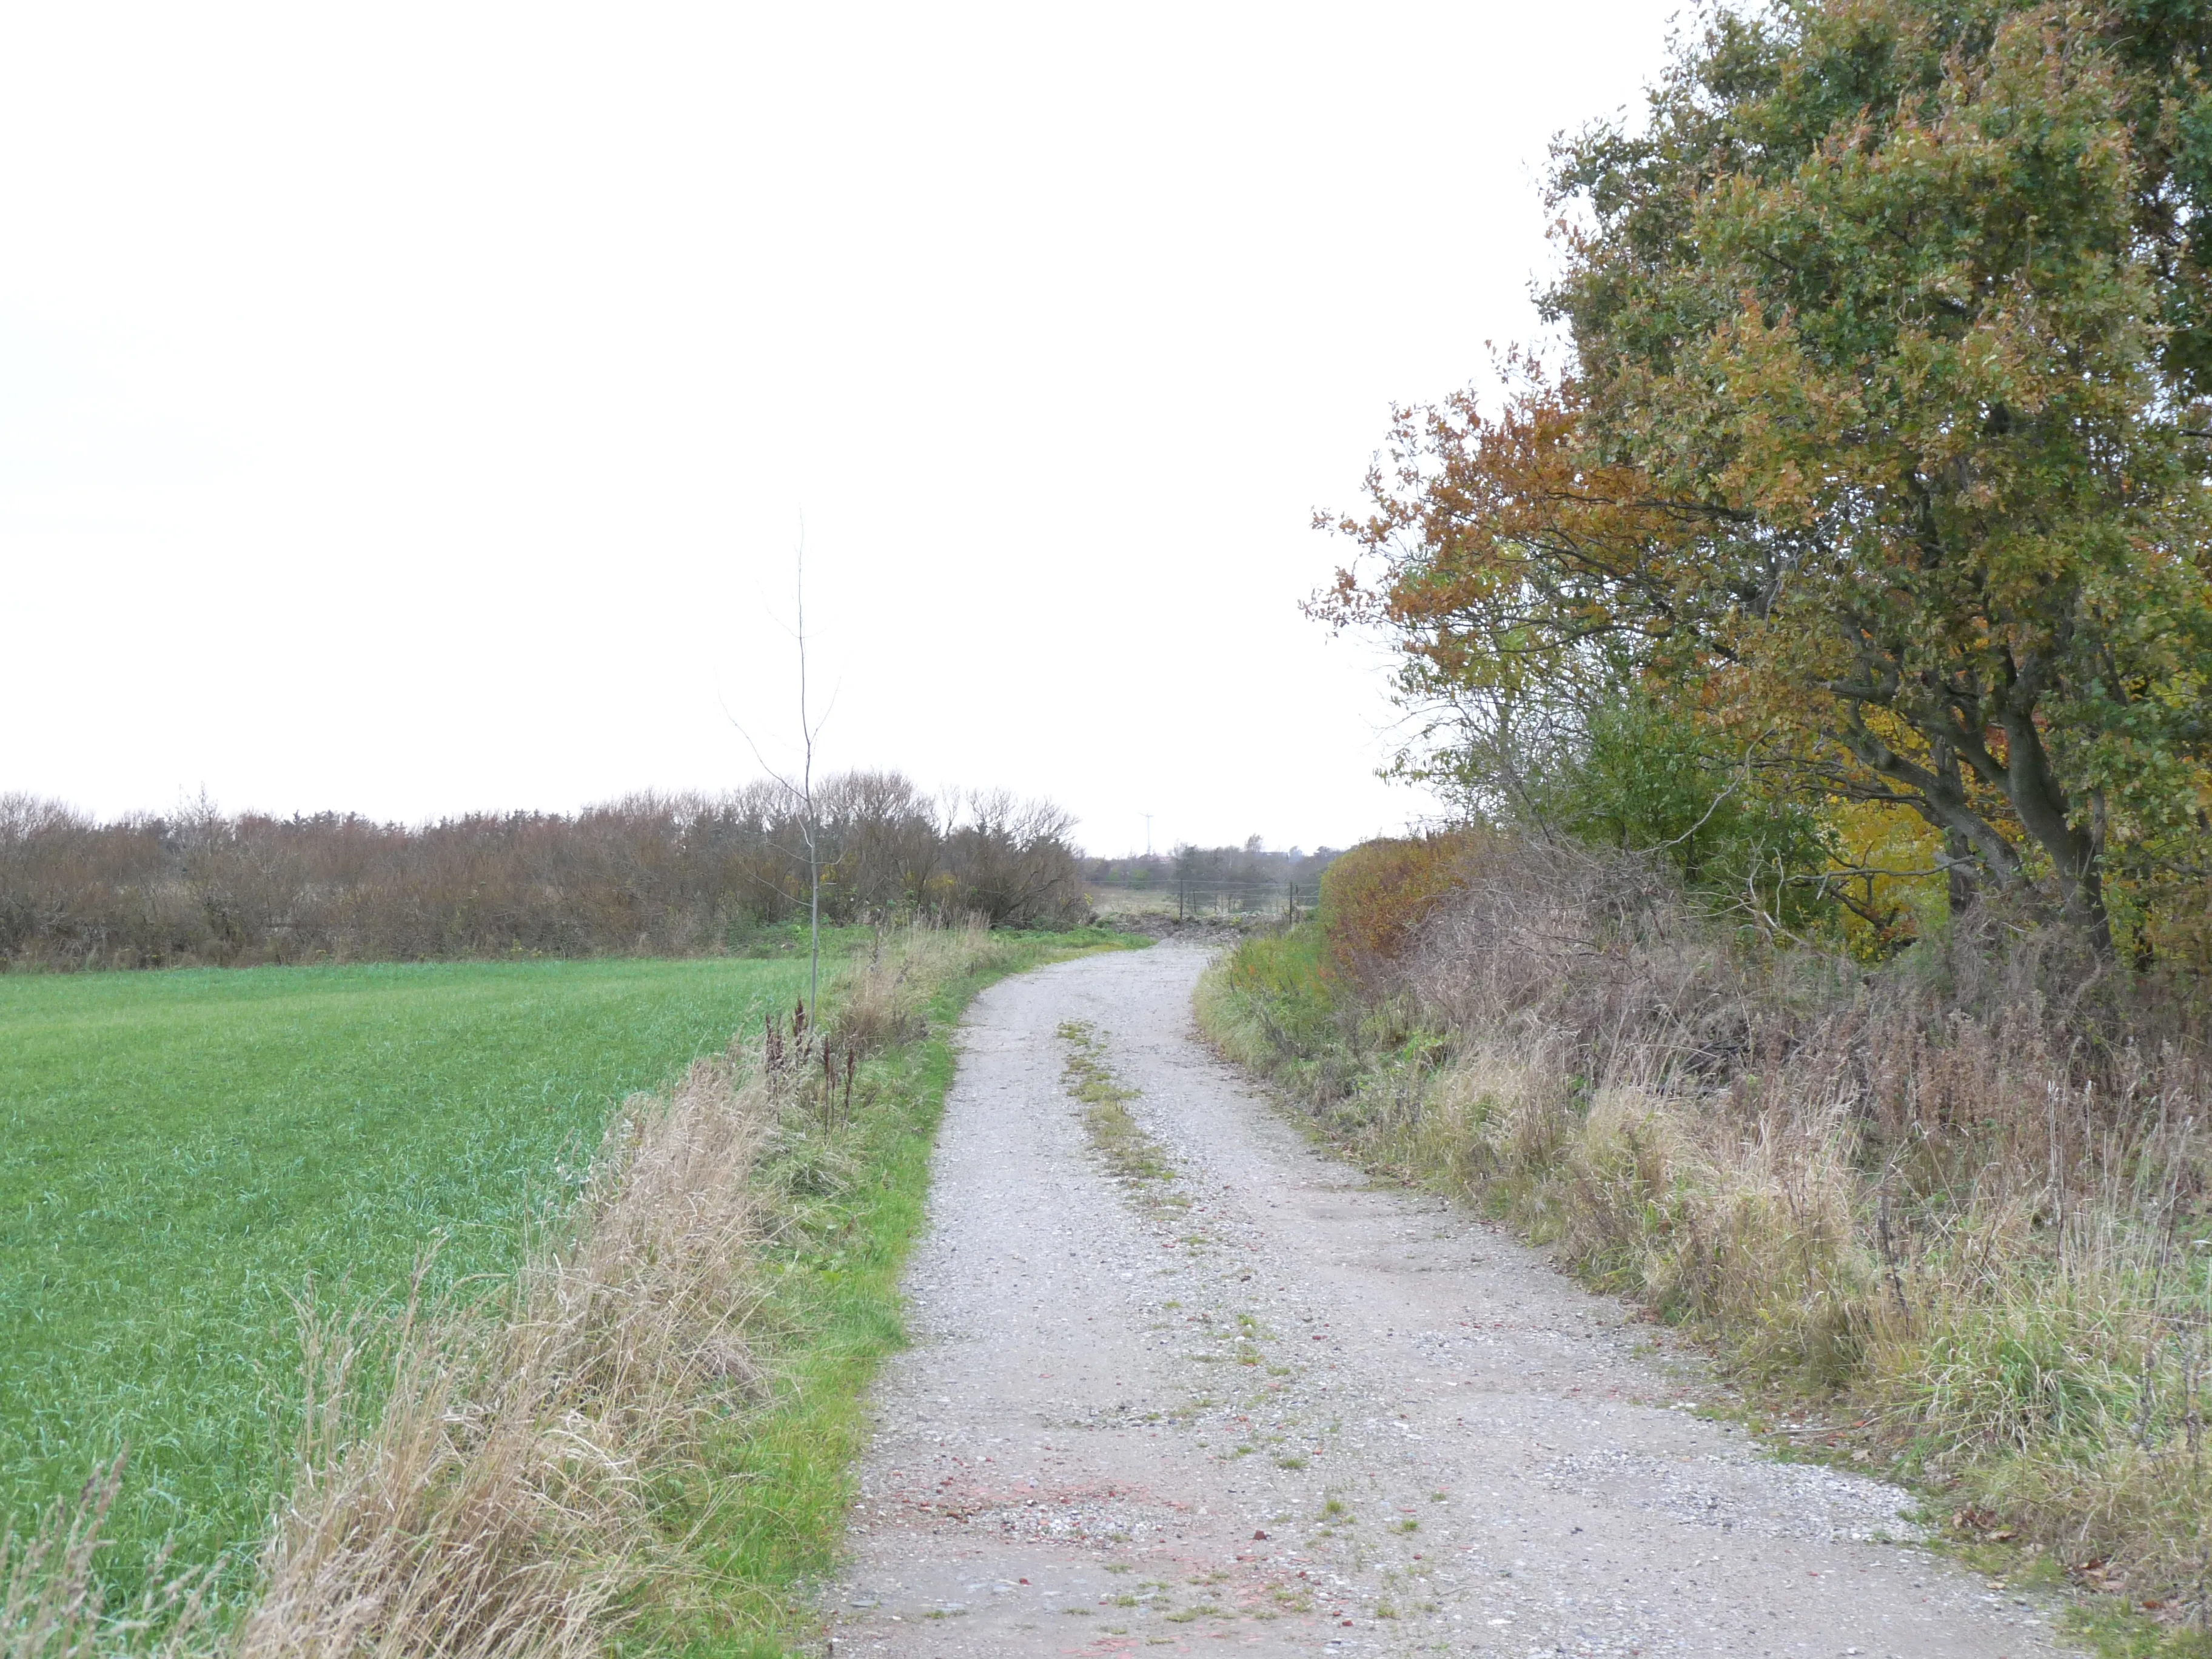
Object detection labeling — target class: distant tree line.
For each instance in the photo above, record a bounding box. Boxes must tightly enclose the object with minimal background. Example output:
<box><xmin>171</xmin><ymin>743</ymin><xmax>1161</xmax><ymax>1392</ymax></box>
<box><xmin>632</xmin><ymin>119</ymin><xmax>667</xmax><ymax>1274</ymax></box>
<box><xmin>1085</xmin><ymin>839</ymin><xmax>1339</xmax><ymax>918</ymax></box>
<box><xmin>0</xmin><ymin>773</ymin><xmax>1087</xmax><ymax>970</ymax></box>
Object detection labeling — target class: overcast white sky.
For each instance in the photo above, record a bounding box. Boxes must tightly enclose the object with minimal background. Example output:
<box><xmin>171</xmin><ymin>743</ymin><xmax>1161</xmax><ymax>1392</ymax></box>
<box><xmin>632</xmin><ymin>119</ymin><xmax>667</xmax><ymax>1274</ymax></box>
<box><xmin>2</xmin><ymin>2</ymin><xmax>1680</xmax><ymax>856</ymax></box>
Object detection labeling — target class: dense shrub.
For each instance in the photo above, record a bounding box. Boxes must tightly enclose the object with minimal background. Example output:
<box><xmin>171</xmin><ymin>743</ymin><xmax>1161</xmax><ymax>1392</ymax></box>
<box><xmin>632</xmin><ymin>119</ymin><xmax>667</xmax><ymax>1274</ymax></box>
<box><xmin>1533</xmin><ymin>694</ymin><xmax>1834</xmax><ymax>925</ymax></box>
<box><xmin>1318</xmin><ymin>831</ymin><xmax>1480</xmax><ymax>978</ymax></box>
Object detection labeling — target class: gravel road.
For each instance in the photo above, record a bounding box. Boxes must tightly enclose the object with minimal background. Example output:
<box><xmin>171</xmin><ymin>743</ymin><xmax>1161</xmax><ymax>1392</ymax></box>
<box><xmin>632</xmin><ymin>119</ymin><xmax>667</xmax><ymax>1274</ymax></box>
<box><xmin>827</xmin><ymin>943</ymin><xmax>2070</xmax><ymax>1657</ymax></box>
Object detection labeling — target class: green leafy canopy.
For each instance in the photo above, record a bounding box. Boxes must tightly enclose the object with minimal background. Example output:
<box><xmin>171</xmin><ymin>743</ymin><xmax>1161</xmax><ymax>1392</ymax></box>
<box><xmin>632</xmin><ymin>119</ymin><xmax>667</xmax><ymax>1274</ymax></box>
<box><xmin>1322</xmin><ymin>0</ymin><xmax>2212</xmax><ymax>953</ymax></box>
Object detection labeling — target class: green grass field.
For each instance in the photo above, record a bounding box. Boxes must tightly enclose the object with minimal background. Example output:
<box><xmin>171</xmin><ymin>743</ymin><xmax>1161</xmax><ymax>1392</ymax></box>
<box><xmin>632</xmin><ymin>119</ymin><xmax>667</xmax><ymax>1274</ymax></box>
<box><xmin>0</xmin><ymin>955</ymin><xmax>814</xmax><ymax>1603</ymax></box>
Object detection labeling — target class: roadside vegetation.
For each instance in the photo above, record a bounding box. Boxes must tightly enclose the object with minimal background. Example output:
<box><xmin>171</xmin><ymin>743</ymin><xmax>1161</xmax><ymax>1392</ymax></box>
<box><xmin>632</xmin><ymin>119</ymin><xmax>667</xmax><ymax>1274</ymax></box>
<box><xmin>0</xmin><ymin>773</ymin><xmax>1087</xmax><ymax>970</ymax></box>
<box><xmin>1230</xmin><ymin>0</ymin><xmax>2212</xmax><ymax>1644</ymax></box>
<box><xmin>682</xmin><ymin>924</ymin><xmax>1131</xmax><ymax>1654</ymax></box>
<box><xmin>1204</xmin><ymin>840</ymin><xmax>2211</xmax><ymax>1641</ymax></box>
<box><xmin>0</xmin><ymin>923</ymin><xmax>1133</xmax><ymax>1655</ymax></box>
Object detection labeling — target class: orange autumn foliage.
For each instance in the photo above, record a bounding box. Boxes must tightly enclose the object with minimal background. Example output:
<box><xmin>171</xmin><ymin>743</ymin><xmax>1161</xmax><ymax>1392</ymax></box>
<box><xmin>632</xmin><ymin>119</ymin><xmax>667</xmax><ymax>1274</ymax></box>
<box><xmin>1319</xmin><ymin>833</ymin><xmax>1481</xmax><ymax>978</ymax></box>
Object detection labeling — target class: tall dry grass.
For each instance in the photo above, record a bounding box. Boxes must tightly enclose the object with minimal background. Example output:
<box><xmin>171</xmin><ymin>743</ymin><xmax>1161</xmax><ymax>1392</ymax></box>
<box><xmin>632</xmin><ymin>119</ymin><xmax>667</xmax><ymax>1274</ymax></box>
<box><xmin>0</xmin><ymin>1460</ymin><xmax>212</xmax><ymax>1659</ymax></box>
<box><xmin>822</xmin><ymin>918</ymin><xmax>999</xmax><ymax>1058</ymax></box>
<box><xmin>232</xmin><ymin>1048</ymin><xmax>772</xmax><ymax>1659</ymax></box>
<box><xmin>1201</xmin><ymin>835</ymin><xmax>2212</xmax><ymax>1614</ymax></box>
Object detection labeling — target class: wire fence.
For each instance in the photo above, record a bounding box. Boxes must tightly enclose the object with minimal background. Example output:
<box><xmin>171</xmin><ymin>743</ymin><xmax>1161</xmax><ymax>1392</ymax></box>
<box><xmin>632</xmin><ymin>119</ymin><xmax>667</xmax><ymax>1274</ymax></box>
<box><xmin>1088</xmin><ymin>876</ymin><xmax>1324</xmax><ymax>920</ymax></box>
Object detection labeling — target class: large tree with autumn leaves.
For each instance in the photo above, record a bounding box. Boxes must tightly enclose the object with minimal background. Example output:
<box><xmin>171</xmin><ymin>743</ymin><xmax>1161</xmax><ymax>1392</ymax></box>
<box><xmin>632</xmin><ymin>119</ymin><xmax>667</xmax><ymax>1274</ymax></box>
<box><xmin>1321</xmin><ymin>0</ymin><xmax>2212</xmax><ymax>953</ymax></box>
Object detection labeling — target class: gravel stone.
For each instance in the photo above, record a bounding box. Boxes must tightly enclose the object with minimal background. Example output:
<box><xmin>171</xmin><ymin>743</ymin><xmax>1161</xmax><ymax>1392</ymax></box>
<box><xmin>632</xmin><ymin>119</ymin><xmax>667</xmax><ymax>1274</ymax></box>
<box><xmin>827</xmin><ymin>943</ymin><xmax>2072</xmax><ymax>1656</ymax></box>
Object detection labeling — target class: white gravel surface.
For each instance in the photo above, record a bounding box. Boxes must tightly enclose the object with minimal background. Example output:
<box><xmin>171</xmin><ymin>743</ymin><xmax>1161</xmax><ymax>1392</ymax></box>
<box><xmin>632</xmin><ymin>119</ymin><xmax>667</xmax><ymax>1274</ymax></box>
<box><xmin>827</xmin><ymin>943</ymin><xmax>2071</xmax><ymax>1657</ymax></box>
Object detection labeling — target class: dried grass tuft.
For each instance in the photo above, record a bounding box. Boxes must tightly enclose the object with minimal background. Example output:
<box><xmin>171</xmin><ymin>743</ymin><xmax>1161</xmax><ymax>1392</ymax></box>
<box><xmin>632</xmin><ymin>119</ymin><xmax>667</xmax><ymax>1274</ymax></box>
<box><xmin>232</xmin><ymin>1050</ymin><xmax>772</xmax><ymax>1659</ymax></box>
<box><xmin>0</xmin><ymin>1460</ymin><xmax>210</xmax><ymax>1659</ymax></box>
<box><xmin>822</xmin><ymin>918</ymin><xmax>1004</xmax><ymax>1058</ymax></box>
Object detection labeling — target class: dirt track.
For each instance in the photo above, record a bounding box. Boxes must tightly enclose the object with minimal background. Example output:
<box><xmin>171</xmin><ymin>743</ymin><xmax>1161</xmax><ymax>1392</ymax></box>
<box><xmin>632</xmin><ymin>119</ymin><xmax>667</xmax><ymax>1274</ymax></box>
<box><xmin>828</xmin><ymin>943</ymin><xmax>2068</xmax><ymax>1657</ymax></box>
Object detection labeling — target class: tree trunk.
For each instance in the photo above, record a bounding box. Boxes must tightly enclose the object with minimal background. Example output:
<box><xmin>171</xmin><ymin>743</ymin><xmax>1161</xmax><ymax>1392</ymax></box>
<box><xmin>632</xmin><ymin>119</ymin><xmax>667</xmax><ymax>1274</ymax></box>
<box><xmin>1931</xmin><ymin>743</ymin><xmax>1978</xmax><ymax>922</ymax></box>
<box><xmin>1997</xmin><ymin>705</ymin><xmax>2111</xmax><ymax>953</ymax></box>
<box><xmin>1845</xmin><ymin>709</ymin><xmax>2111</xmax><ymax>951</ymax></box>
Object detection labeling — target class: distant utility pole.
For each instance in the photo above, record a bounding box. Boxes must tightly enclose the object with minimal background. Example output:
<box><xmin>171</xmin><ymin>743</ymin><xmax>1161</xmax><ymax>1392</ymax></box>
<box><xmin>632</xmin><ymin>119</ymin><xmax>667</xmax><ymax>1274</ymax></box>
<box><xmin>1141</xmin><ymin>812</ymin><xmax>1154</xmax><ymax>858</ymax></box>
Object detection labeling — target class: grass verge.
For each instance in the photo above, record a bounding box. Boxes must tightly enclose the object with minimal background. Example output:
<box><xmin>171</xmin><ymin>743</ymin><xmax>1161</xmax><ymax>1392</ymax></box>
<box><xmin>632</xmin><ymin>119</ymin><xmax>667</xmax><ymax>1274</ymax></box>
<box><xmin>599</xmin><ymin>925</ymin><xmax>1139</xmax><ymax>1656</ymax></box>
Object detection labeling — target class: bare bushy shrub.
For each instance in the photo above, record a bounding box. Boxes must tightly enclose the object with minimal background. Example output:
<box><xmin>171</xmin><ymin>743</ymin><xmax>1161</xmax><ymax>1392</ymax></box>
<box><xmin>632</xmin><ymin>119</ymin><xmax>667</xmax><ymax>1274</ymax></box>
<box><xmin>0</xmin><ymin>775</ymin><xmax>1087</xmax><ymax>970</ymax></box>
<box><xmin>934</xmin><ymin>791</ymin><xmax>1088</xmax><ymax>930</ymax></box>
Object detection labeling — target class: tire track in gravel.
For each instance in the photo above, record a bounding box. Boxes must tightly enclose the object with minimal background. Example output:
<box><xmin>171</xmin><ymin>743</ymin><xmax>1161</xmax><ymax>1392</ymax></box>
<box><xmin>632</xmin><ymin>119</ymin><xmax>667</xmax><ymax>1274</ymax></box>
<box><xmin>827</xmin><ymin>943</ymin><xmax>2071</xmax><ymax>1657</ymax></box>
